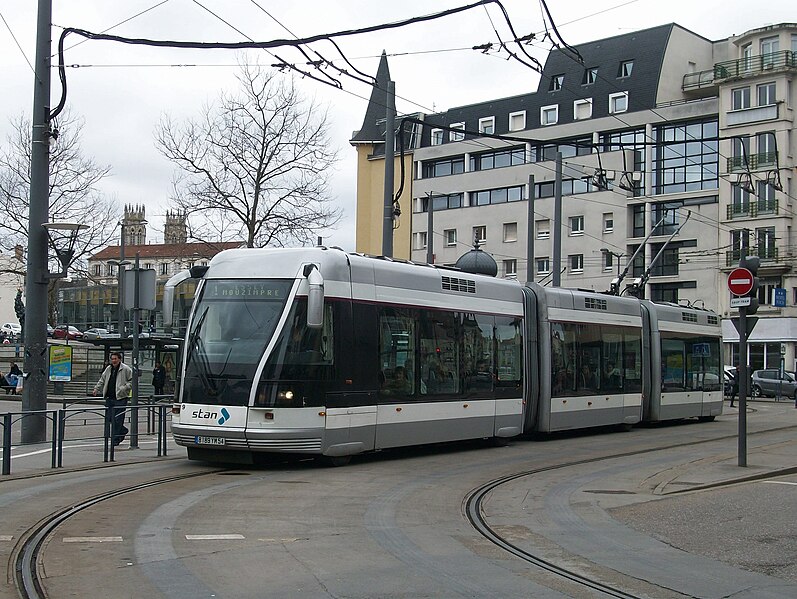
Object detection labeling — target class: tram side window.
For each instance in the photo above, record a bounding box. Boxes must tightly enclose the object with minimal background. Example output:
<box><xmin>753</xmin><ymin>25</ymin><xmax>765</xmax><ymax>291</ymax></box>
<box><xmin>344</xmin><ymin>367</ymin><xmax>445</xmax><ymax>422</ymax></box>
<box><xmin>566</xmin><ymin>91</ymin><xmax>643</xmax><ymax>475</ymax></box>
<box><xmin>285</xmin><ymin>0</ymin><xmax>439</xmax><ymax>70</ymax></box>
<box><xmin>495</xmin><ymin>316</ymin><xmax>522</xmax><ymax>395</ymax></box>
<box><xmin>662</xmin><ymin>335</ymin><xmax>721</xmax><ymax>392</ymax></box>
<box><xmin>420</xmin><ymin>311</ymin><xmax>460</xmax><ymax>395</ymax></box>
<box><xmin>378</xmin><ymin>309</ymin><xmax>417</xmax><ymax>399</ymax></box>
<box><xmin>622</xmin><ymin>330</ymin><xmax>643</xmax><ymax>393</ymax></box>
<box><xmin>600</xmin><ymin>333</ymin><xmax>624</xmax><ymax>392</ymax></box>
<box><xmin>551</xmin><ymin>323</ymin><xmax>642</xmax><ymax>397</ymax></box>
<box><xmin>462</xmin><ymin>313</ymin><xmax>494</xmax><ymax>395</ymax></box>
<box><xmin>662</xmin><ymin>338</ymin><xmax>686</xmax><ymax>391</ymax></box>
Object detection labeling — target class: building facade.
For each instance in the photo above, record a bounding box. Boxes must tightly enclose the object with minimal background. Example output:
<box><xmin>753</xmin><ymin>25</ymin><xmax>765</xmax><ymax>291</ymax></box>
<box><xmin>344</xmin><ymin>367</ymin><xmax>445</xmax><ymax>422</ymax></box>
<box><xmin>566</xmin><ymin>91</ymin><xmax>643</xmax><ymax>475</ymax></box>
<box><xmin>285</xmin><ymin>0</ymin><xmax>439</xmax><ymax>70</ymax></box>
<box><xmin>60</xmin><ymin>206</ymin><xmax>241</xmax><ymax>331</ymax></box>
<box><xmin>352</xmin><ymin>23</ymin><xmax>797</xmax><ymax>371</ymax></box>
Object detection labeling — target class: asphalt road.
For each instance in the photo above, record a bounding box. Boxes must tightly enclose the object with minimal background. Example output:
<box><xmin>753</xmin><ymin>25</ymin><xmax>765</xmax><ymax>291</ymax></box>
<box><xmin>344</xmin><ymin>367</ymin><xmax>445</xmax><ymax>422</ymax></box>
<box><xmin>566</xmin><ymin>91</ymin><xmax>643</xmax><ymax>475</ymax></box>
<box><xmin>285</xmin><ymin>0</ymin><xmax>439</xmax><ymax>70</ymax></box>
<box><xmin>1</xmin><ymin>401</ymin><xmax>796</xmax><ymax>598</ymax></box>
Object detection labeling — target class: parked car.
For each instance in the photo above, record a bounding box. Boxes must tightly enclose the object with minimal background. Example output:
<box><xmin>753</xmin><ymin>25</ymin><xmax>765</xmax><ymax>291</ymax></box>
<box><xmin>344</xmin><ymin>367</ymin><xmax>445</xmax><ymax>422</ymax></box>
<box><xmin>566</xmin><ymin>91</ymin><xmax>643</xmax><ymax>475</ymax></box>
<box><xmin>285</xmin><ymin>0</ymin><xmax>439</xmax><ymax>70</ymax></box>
<box><xmin>750</xmin><ymin>368</ymin><xmax>797</xmax><ymax>399</ymax></box>
<box><xmin>52</xmin><ymin>325</ymin><xmax>83</xmax><ymax>341</ymax></box>
<box><xmin>1</xmin><ymin>322</ymin><xmax>21</xmax><ymax>336</ymax></box>
<box><xmin>83</xmin><ymin>327</ymin><xmax>110</xmax><ymax>341</ymax></box>
<box><xmin>46</xmin><ymin>324</ymin><xmax>54</xmax><ymax>337</ymax></box>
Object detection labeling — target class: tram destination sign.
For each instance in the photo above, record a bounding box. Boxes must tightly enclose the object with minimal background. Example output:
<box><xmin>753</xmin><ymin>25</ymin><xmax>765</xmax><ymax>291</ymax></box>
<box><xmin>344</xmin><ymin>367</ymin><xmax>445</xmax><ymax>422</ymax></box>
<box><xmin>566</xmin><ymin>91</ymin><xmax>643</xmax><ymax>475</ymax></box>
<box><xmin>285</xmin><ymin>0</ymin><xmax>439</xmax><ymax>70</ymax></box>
<box><xmin>727</xmin><ymin>267</ymin><xmax>754</xmax><ymax>296</ymax></box>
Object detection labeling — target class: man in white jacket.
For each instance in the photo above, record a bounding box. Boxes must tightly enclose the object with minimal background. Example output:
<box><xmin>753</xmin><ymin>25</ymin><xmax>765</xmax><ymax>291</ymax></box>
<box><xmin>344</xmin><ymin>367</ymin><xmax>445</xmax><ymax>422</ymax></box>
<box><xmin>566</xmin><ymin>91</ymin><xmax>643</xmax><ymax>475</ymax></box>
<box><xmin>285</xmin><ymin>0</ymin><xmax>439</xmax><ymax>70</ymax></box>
<box><xmin>93</xmin><ymin>352</ymin><xmax>133</xmax><ymax>446</ymax></box>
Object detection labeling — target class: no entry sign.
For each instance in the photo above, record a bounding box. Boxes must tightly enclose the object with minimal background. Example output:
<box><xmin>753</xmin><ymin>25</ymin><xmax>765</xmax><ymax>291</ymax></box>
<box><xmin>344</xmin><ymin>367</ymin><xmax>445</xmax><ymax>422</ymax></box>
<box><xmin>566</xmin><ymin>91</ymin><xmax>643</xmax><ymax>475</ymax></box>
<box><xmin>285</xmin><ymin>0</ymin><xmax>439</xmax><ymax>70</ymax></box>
<box><xmin>728</xmin><ymin>267</ymin><xmax>754</xmax><ymax>296</ymax></box>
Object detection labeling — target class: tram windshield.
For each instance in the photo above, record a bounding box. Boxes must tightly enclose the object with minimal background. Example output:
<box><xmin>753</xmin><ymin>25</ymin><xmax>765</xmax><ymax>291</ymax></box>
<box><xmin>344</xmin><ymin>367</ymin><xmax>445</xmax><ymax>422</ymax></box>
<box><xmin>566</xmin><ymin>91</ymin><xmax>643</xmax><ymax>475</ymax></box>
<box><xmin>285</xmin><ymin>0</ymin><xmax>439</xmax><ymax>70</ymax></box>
<box><xmin>182</xmin><ymin>279</ymin><xmax>292</xmax><ymax>406</ymax></box>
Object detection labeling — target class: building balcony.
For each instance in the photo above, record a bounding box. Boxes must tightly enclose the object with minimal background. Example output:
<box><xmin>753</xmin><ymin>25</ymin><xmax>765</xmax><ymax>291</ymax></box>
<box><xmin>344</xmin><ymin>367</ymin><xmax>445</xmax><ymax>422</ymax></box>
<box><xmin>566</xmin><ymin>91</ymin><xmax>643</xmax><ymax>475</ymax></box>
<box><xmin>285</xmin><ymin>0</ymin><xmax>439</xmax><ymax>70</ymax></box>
<box><xmin>714</xmin><ymin>51</ymin><xmax>796</xmax><ymax>82</ymax></box>
<box><xmin>726</xmin><ymin>151</ymin><xmax>778</xmax><ymax>172</ymax></box>
<box><xmin>725</xmin><ymin>247</ymin><xmax>779</xmax><ymax>267</ymax></box>
<box><xmin>726</xmin><ymin>199</ymin><xmax>779</xmax><ymax>219</ymax></box>
<box><xmin>683</xmin><ymin>51</ymin><xmax>795</xmax><ymax>94</ymax></box>
<box><xmin>726</xmin><ymin>103</ymin><xmax>779</xmax><ymax>127</ymax></box>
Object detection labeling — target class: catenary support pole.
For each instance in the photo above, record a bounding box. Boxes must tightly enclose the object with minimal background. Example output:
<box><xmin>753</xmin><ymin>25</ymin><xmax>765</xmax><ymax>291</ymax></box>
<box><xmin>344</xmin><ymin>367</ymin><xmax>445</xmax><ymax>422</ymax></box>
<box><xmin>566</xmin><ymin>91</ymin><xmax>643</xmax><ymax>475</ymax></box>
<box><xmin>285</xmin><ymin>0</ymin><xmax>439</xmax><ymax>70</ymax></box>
<box><xmin>130</xmin><ymin>253</ymin><xmax>140</xmax><ymax>448</ymax></box>
<box><xmin>22</xmin><ymin>0</ymin><xmax>53</xmax><ymax>443</ymax></box>
<box><xmin>552</xmin><ymin>152</ymin><xmax>563</xmax><ymax>287</ymax></box>
<box><xmin>526</xmin><ymin>174</ymin><xmax>535</xmax><ymax>284</ymax></box>
<box><xmin>382</xmin><ymin>81</ymin><xmax>396</xmax><ymax>257</ymax></box>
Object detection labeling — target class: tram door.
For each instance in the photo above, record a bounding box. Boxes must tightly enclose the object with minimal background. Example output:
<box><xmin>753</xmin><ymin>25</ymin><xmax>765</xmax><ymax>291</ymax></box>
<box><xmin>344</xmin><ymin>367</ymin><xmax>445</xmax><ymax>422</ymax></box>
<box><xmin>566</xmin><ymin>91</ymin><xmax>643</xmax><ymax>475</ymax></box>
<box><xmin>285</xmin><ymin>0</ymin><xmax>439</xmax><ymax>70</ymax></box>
<box><xmin>324</xmin><ymin>395</ymin><xmax>377</xmax><ymax>453</ymax></box>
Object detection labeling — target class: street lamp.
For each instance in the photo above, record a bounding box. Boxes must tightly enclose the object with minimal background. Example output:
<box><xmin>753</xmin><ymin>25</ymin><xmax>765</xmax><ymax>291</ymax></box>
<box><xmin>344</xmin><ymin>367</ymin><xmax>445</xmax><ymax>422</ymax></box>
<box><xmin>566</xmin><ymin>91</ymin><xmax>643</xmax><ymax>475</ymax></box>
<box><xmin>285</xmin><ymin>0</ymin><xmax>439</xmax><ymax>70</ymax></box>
<box><xmin>42</xmin><ymin>222</ymin><xmax>89</xmax><ymax>281</ymax></box>
<box><xmin>600</xmin><ymin>247</ymin><xmax>624</xmax><ymax>277</ymax></box>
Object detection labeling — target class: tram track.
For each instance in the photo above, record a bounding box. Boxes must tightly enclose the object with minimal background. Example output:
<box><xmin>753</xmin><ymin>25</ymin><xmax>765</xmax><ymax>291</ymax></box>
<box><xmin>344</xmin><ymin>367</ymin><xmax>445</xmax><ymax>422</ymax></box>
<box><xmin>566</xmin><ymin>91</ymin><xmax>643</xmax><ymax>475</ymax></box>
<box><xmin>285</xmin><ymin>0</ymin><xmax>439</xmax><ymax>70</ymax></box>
<box><xmin>13</xmin><ymin>470</ymin><xmax>221</xmax><ymax>599</ymax></box>
<box><xmin>464</xmin><ymin>424</ymin><xmax>797</xmax><ymax>599</ymax></box>
<box><xmin>12</xmin><ymin>422</ymin><xmax>796</xmax><ymax>599</ymax></box>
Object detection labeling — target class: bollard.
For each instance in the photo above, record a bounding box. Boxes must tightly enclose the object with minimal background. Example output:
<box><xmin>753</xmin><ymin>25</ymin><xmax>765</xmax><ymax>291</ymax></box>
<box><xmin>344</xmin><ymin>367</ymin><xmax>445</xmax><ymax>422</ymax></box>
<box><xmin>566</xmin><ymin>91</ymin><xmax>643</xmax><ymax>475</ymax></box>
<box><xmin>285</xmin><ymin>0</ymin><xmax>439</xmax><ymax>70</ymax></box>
<box><xmin>103</xmin><ymin>404</ymin><xmax>111</xmax><ymax>463</ymax></box>
<box><xmin>57</xmin><ymin>409</ymin><xmax>66</xmax><ymax>468</ymax></box>
<box><xmin>50</xmin><ymin>410</ymin><xmax>57</xmax><ymax>469</ymax></box>
<box><xmin>2</xmin><ymin>413</ymin><xmax>11</xmax><ymax>475</ymax></box>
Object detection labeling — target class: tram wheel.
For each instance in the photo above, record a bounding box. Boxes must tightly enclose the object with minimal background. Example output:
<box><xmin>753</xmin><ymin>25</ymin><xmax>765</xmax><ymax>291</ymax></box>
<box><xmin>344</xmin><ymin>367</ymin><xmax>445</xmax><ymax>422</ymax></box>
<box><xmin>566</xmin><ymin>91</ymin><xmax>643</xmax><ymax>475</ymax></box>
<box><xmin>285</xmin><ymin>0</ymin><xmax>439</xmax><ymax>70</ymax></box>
<box><xmin>322</xmin><ymin>455</ymin><xmax>352</xmax><ymax>467</ymax></box>
<box><xmin>490</xmin><ymin>436</ymin><xmax>511</xmax><ymax>447</ymax></box>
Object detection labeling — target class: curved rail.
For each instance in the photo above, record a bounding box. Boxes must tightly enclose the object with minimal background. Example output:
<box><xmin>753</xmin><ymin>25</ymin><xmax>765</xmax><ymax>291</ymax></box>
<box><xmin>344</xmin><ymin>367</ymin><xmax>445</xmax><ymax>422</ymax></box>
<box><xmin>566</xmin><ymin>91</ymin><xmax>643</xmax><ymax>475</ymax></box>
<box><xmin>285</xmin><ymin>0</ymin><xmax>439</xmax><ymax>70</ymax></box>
<box><xmin>14</xmin><ymin>470</ymin><xmax>216</xmax><ymax>599</ymax></box>
<box><xmin>463</xmin><ymin>425</ymin><xmax>797</xmax><ymax>598</ymax></box>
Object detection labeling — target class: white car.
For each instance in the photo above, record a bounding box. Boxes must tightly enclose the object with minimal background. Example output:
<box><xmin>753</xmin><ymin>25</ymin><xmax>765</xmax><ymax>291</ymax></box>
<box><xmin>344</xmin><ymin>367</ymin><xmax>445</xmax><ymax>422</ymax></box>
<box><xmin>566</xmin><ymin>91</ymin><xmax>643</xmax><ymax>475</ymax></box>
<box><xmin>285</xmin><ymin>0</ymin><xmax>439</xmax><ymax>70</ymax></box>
<box><xmin>1</xmin><ymin>323</ymin><xmax>21</xmax><ymax>336</ymax></box>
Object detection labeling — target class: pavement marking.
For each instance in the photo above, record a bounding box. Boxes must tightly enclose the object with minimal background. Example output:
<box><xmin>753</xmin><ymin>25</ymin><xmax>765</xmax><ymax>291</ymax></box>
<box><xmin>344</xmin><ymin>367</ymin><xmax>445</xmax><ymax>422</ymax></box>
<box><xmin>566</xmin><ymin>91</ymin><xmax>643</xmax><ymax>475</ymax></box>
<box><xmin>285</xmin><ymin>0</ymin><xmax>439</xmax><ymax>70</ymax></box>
<box><xmin>258</xmin><ymin>537</ymin><xmax>303</xmax><ymax>543</ymax></box>
<box><xmin>2</xmin><ymin>439</ymin><xmax>172</xmax><ymax>460</ymax></box>
<box><xmin>761</xmin><ymin>480</ymin><xmax>797</xmax><ymax>486</ymax></box>
<box><xmin>63</xmin><ymin>536</ymin><xmax>124</xmax><ymax>543</ymax></box>
<box><xmin>185</xmin><ymin>534</ymin><xmax>245</xmax><ymax>540</ymax></box>
<box><xmin>0</xmin><ymin>535</ymin><xmax>13</xmax><ymax>541</ymax></box>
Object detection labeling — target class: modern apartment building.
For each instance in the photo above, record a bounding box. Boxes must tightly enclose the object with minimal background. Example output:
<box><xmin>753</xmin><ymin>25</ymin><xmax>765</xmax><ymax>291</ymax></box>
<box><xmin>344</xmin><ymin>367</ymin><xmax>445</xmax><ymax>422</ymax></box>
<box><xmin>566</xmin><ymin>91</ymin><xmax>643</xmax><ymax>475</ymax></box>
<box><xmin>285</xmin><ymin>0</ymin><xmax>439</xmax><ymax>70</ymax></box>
<box><xmin>351</xmin><ymin>22</ymin><xmax>797</xmax><ymax>371</ymax></box>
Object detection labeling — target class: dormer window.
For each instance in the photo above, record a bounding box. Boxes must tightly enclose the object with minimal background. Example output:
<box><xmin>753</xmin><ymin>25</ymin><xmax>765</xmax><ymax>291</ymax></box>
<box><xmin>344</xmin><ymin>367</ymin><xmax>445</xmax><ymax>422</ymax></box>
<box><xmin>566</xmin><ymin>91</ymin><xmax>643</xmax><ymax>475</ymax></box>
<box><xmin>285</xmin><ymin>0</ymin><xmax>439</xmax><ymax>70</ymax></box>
<box><xmin>583</xmin><ymin>67</ymin><xmax>598</xmax><ymax>85</ymax></box>
<box><xmin>549</xmin><ymin>74</ymin><xmax>564</xmax><ymax>91</ymax></box>
<box><xmin>618</xmin><ymin>60</ymin><xmax>633</xmax><ymax>78</ymax></box>
<box><xmin>449</xmin><ymin>123</ymin><xmax>465</xmax><ymax>142</ymax></box>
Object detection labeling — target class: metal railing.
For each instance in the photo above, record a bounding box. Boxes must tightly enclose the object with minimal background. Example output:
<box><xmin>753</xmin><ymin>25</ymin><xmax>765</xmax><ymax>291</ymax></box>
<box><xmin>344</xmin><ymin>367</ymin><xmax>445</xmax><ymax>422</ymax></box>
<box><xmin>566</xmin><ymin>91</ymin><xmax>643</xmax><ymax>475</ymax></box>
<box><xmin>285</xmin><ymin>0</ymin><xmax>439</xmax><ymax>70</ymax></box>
<box><xmin>726</xmin><ymin>152</ymin><xmax>778</xmax><ymax>173</ymax></box>
<box><xmin>727</xmin><ymin>199</ymin><xmax>779</xmax><ymax>219</ymax></box>
<box><xmin>725</xmin><ymin>247</ymin><xmax>780</xmax><ymax>267</ymax></box>
<box><xmin>1</xmin><ymin>397</ymin><xmax>172</xmax><ymax>476</ymax></box>
<box><xmin>714</xmin><ymin>51</ymin><xmax>796</xmax><ymax>81</ymax></box>
<box><xmin>683</xmin><ymin>51</ymin><xmax>796</xmax><ymax>90</ymax></box>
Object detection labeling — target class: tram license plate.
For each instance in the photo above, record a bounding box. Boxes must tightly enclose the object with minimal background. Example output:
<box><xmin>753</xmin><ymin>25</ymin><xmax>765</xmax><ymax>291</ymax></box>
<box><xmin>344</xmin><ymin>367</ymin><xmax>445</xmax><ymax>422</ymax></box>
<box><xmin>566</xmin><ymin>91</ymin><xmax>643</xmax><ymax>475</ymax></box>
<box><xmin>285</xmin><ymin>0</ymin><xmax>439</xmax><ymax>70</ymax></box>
<box><xmin>195</xmin><ymin>435</ymin><xmax>225</xmax><ymax>446</ymax></box>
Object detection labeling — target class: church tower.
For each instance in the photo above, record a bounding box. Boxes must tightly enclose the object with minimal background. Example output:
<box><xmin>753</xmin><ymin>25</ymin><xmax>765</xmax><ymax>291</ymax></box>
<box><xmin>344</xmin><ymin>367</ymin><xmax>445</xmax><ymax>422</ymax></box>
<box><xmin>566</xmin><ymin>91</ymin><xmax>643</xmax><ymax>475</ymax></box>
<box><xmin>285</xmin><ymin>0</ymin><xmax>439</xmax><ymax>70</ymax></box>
<box><xmin>164</xmin><ymin>210</ymin><xmax>188</xmax><ymax>245</ymax></box>
<box><xmin>122</xmin><ymin>204</ymin><xmax>146</xmax><ymax>246</ymax></box>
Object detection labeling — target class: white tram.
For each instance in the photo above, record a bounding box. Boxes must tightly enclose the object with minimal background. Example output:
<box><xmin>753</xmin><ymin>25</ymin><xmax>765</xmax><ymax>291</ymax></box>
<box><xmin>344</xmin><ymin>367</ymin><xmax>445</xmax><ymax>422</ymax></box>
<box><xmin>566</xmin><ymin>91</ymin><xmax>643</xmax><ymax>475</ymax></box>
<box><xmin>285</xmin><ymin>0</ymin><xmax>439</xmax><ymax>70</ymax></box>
<box><xmin>168</xmin><ymin>247</ymin><xmax>722</xmax><ymax>464</ymax></box>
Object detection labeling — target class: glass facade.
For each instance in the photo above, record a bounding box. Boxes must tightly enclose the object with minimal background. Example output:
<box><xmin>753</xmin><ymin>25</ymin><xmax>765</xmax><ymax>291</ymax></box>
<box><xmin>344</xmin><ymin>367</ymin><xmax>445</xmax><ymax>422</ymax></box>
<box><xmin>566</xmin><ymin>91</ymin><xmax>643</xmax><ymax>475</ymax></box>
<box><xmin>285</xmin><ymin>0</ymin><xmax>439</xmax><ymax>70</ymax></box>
<box><xmin>654</xmin><ymin>119</ymin><xmax>719</xmax><ymax>194</ymax></box>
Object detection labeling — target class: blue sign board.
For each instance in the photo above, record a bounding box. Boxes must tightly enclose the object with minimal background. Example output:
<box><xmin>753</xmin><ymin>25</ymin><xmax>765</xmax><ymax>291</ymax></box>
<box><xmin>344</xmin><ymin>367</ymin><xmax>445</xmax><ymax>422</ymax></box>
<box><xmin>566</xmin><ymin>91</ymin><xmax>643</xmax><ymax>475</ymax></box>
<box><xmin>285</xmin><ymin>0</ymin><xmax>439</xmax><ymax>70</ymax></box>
<box><xmin>774</xmin><ymin>287</ymin><xmax>786</xmax><ymax>307</ymax></box>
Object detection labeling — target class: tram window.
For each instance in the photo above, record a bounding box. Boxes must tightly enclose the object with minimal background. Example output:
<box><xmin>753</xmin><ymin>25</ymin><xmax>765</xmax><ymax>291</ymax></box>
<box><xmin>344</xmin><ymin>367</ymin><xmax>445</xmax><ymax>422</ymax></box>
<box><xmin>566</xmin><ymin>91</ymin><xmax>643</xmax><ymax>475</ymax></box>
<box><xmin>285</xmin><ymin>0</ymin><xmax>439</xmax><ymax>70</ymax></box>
<box><xmin>420</xmin><ymin>311</ymin><xmax>460</xmax><ymax>395</ymax></box>
<box><xmin>463</xmin><ymin>313</ymin><xmax>494</xmax><ymax>395</ymax></box>
<box><xmin>552</xmin><ymin>323</ymin><xmax>642</xmax><ymax>397</ymax></box>
<box><xmin>378</xmin><ymin>309</ymin><xmax>417</xmax><ymax>399</ymax></box>
<box><xmin>662</xmin><ymin>338</ymin><xmax>686</xmax><ymax>391</ymax></box>
<box><xmin>622</xmin><ymin>331</ymin><xmax>643</xmax><ymax>393</ymax></box>
<box><xmin>601</xmin><ymin>333</ymin><xmax>624</xmax><ymax>392</ymax></box>
<box><xmin>495</xmin><ymin>316</ymin><xmax>522</xmax><ymax>394</ymax></box>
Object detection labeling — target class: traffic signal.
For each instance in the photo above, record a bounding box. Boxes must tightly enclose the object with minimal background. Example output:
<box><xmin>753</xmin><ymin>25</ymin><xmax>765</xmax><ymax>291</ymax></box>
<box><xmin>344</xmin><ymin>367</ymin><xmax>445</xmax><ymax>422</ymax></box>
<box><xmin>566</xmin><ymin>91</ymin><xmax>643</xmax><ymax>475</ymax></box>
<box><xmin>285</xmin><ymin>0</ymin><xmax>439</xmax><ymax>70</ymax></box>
<box><xmin>739</xmin><ymin>255</ymin><xmax>760</xmax><ymax>315</ymax></box>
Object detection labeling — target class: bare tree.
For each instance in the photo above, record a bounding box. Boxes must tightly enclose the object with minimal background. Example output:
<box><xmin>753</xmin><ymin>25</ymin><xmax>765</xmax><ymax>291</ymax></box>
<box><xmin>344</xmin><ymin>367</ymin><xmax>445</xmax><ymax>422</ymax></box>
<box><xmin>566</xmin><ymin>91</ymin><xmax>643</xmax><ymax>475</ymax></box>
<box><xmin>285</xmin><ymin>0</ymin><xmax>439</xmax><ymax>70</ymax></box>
<box><xmin>0</xmin><ymin>110</ymin><xmax>119</xmax><ymax>321</ymax></box>
<box><xmin>156</xmin><ymin>60</ymin><xmax>341</xmax><ymax>248</ymax></box>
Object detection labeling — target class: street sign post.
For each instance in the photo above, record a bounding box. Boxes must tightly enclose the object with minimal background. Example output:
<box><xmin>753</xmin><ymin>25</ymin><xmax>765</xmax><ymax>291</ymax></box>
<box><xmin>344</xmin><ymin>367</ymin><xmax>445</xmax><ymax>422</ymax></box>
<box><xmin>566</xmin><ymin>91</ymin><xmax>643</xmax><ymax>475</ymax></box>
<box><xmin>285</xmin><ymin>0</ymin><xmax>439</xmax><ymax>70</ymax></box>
<box><xmin>728</xmin><ymin>267</ymin><xmax>754</xmax><ymax>296</ymax></box>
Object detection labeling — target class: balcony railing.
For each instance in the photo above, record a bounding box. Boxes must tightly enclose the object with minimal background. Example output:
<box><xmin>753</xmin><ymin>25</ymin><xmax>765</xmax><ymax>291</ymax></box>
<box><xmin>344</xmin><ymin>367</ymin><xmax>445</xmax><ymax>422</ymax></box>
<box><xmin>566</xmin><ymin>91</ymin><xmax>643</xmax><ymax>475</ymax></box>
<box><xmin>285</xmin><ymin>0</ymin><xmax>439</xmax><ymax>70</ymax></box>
<box><xmin>726</xmin><ymin>199</ymin><xmax>779</xmax><ymax>219</ymax></box>
<box><xmin>683</xmin><ymin>50</ymin><xmax>796</xmax><ymax>91</ymax></box>
<box><xmin>726</xmin><ymin>151</ymin><xmax>778</xmax><ymax>173</ymax></box>
<box><xmin>714</xmin><ymin>51</ymin><xmax>796</xmax><ymax>80</ymax></box>
<box><xmin>726</xmin><ymin>246</ymin><xmax>779</xmax><ymax>267</ymax></box>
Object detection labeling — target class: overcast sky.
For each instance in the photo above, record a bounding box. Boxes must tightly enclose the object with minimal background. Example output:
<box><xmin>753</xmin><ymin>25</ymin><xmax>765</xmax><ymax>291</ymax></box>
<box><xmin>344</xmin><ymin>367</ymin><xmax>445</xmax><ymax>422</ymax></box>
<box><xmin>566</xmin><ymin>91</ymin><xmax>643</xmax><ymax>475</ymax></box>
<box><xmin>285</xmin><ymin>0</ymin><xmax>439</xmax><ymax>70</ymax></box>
<box><xmin>1</xmin><ymin>0</ymin><xmax>793</xmax><ymax>250</ymax></box>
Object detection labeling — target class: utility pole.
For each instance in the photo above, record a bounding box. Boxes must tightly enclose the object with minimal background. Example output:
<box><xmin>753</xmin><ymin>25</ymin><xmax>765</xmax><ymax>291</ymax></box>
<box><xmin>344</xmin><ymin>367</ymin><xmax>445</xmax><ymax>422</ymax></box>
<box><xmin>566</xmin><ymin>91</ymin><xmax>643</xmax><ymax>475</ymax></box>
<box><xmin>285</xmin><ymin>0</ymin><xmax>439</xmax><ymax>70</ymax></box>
<box><xmin>118</xmin><ymin>224</ymin><xmax>126</xmax><ymax>337</ymax></box>
<box><xmin>552</xmin><ymin>152</ymin><xmax>563</xmax><ymax>287</ymax></box>
<box><xmin>130</xmin><ymin>253</ymin><xmax>140</xmax><ymax>448</ymax></box>
<box><xmin>426</xmin><ymin>192</ymin><xmax>434</xmax><ymax>264</ymax></box>
<box><xmin>382</xmin><ymin>81</ymin><xmax>396</xmax><ymax>257</ymax></box>
<box><xmin>22</xmin><ymin>0</ymin><xmax>53</xmax><ymax>443</ymax></box>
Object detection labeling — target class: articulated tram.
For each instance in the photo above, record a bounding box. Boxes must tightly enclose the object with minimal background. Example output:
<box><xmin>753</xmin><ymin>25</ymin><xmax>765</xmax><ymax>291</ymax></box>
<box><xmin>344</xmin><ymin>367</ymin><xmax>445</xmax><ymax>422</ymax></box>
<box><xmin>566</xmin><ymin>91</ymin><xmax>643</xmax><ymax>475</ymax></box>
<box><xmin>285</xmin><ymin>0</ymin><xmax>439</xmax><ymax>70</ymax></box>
<box><xmin>168</xmin><ymin>247</ymin><xmax>722</xmax><ymax>464</ymax></box>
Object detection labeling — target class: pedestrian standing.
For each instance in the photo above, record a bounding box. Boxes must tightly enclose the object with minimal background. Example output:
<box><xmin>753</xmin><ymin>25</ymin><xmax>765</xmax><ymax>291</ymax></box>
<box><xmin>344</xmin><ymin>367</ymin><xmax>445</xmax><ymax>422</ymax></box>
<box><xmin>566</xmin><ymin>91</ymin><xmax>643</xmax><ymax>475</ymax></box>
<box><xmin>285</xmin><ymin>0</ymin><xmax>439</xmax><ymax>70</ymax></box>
<box><xmin>152</xmin><ymin>361</ymin><xmax>166</xmax><ymax>396</ymax></box>
<box><xmin>93</xmin><ymin>352</ymin><xmax>133</xmax><ymax>447</ymax></box>
<box><xmin>729</xmin><ymin>367</ymin><xmax>739</xmax><ymax>408</ymax></box>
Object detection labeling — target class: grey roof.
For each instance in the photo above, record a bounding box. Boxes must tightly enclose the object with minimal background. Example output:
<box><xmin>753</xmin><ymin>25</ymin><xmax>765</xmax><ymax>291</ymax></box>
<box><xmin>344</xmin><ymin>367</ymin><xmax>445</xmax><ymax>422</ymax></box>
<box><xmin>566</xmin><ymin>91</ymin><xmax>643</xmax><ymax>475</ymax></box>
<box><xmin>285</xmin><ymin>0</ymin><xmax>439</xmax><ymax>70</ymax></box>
<box><xmin>455</xmin><ymin>248</ymin><xmax>498</xmax><ymax>277</ymax></box>
<box><xmin>350</xmin><ymin>51</ymin><xmax>391</xmax><ymax>143</ymax></box>
<box><xmin>416</xmin><ymin>24</ymin><xmax>678</xmax><ymax>146</ymax></box>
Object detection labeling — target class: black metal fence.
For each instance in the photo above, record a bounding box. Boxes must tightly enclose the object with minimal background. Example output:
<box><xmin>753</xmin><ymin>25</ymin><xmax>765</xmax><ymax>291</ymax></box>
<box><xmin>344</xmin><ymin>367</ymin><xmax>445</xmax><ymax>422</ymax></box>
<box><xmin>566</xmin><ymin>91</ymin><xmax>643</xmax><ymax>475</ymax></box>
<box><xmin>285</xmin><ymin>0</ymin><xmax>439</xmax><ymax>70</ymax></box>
<box><xmin>1</xmin><ymin>397</ymin><xmax>173</xmax><ymax>476</ymax></box>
